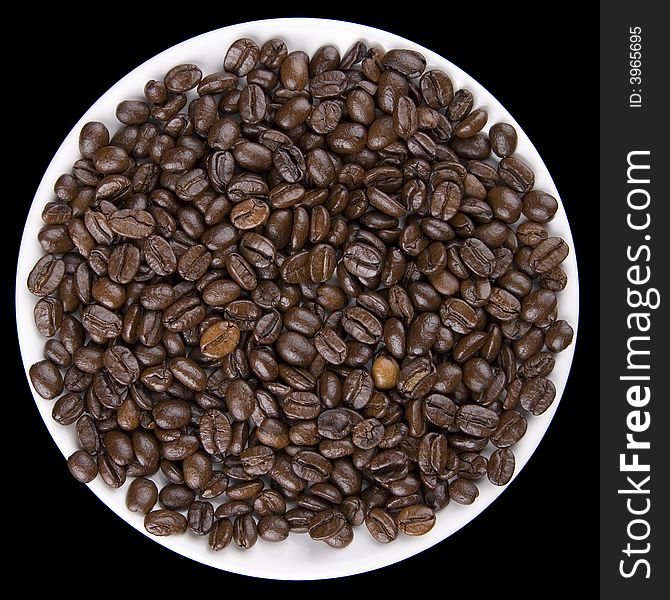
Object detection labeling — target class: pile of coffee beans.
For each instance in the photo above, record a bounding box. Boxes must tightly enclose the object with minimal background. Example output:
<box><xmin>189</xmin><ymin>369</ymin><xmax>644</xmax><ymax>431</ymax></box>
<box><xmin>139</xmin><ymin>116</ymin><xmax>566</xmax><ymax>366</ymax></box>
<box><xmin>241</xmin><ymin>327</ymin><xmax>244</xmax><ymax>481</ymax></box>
<box><xmin>27</xmin><ymin>36</ymin><xmax>574</xmax><ymax>550</ymax></box>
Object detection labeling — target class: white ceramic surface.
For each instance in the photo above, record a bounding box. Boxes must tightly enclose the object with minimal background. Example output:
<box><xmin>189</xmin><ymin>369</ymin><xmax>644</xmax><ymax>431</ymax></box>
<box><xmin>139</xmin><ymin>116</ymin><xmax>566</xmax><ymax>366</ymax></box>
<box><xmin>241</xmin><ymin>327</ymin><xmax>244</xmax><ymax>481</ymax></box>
<box><xmin>16</xmin><ymin>18</ymin><xmax>579</xmax><ymax>580</ymax></box>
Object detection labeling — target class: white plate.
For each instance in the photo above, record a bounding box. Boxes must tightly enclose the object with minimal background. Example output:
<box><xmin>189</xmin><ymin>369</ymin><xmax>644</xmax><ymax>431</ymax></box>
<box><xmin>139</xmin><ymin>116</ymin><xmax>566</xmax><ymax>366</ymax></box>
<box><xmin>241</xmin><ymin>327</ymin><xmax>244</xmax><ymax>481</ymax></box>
<box><xmin>15</xmin><ymin>17</ymin><xmax>579</xmax><ymax>580</ymax></box>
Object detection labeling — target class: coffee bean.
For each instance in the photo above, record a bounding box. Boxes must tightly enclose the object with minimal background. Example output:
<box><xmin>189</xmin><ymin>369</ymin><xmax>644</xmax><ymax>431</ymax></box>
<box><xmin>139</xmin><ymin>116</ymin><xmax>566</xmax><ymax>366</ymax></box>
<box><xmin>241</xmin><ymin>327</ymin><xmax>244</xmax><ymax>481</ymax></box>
<box><xmin>258</xmin><ymin>515</ymin><xmax>290</xmax><ymax>542</ymax></box>
<box><xmin>530</xmin><ymin>237</ymin><xmax>569</xmax><ymax>273</ymax></box>
<box><xmin>233</xmin><ymin>514</ymin><xmax>258</xmax><ymax>549</ymax></box>
<box><xmin>488</xmin><ymin>448</ymin><xmax>516</xmax><ymax>486</ymax></box>
<box><xmin>169</xmin><ymin>357</ymin><xmax>207</xmax><ymax>391</ymax></box>
<box><xmin>67</xmin><ymin>450</ymin><xmax>98</xmax><ymax>483</ymax></box>
<box><xmin>489</xmin><ymin>122</ymin><xmax>518</xmax><ymax>157</ymax></box>
<box><xmin>456</xmin><ymin>404</ymin><xmax>500</xmax><ymax>437</ymax></box>
<box><xmin>29</xmin><ymin>359</ymin><xmax>64</xmax><ymax>399</ymax></box>
<box><xmin>308</xmin><ymin>509</ymin><xmax>346</xmax><ymax>541</ymax></box>
<box><xmin>522</xmin><ymin>190</ymin><xmax>558</xmax><ymax>223</ymax></box>
<box><xmin>396</xmin><ymin>504</ymin><xmax>436</xmax><ymax>536</ymax></box>
<box><xmin>52</xmin><ymin>392</ymin><xmax>84</xmax><ymax>425</ymax></box>
<box><xmin>126</xmin><ymin>478</ymin><xmax>158</xmax><ymax>514</ymax></box>
<box><xmin>200</xmin><ymin>320</ymin><xmax>240</xmax><ymax>358</ymax></box>
<box><xmin>498</xmin><ymin>157</ymin><xmax>534</xmax><ymax>193</ymax></box>
<box><xmin>144</xmin><ymin>509</ymin><xmax>188</xmax><ymax>536</ymax></box>
<box><xmin>491</xmin><ymin>411</ymin><xmax>527</xmax><ymax>448</ymax></box>
<box><xmin>366</xmin><ymin>507</ymin><xmax>398</xmax><ymax>543</ymax></box>
<box><xmin>209</xmin><ymin>518</ymin><xmax>234</xmax><ymax>550</ymax></box>
<box><xmin>520</xmin><ymin>377</ymin><xmax>556</xmax><ymax>415</ymax></box>
<box><xmin>545</xmin><ymin>320</ymin><xmax>574</xmax><ymax>352</ymax></box>
<box><xmin>225</xmin><ymin>38</ymin><xmax>260</xmax><ymax>77</ymax></box>
<box><xmin>449</xmin><ymin>478</ymin><xmax>479</xmax><ymax>504</ymax></box>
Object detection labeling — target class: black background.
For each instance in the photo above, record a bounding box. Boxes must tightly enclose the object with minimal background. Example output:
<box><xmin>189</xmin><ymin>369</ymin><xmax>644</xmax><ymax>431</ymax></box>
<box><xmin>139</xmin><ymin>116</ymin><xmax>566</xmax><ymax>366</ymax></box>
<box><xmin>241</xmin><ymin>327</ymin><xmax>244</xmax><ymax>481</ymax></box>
<box><xmin>8</xmin><ymin>4</ymin><xmax>598</xmax><ymax>591</ymax></box>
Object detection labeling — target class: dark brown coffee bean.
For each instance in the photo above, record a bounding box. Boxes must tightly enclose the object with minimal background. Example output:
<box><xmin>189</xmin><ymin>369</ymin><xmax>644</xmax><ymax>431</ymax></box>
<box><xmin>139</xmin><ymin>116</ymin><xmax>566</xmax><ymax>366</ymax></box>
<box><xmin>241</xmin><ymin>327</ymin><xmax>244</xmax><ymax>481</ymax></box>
<box><xmin>169</xmin><ymin>357</ymin><xmax>207</xmax><ymax>391</ymax></box>
<box><xmin>440</xmin><ymin>298</ymin><xmax>477</xmax><ymax>334</ymax></box>
<box><xmin>225</xmin><ymin>38</ymin><xmax>260</xmax><ymax>77</ymax></box>
<box><xmin>126</xmin><ymin>478</ymin><xmax>158</xmax><ymax>514</ymax></box>
<box><xmin>233</xmin><ymin>514</ymin><xmax>258</xmax><ymax>549</ymax></box>
<box><xmin>421</xmin><ymin>70</ymin><xmax>453</xmax><ymax>108</ymax></box>
<box><xmin>520</xmin><ymin>377</ymin><xmax>556</xmax><ymax>415</ymax></box>
<box><xmin>29</xmin><ymin>359</ymin><xmax>63</xmax><ymax>399</ymax></box>
<box><xmin>342</xmin><ymin>307</ymin><xmax>383</xmax><ymax>345</ymax></box>
<box><xmin>308</xmin><ymin>509</ymin><xmax>346</xmax><ymax>541</ymax></box>
<box><xmin>529</xmin><ymin>237</ymin><xmax>569</xmax><ymax>273</ymax></box>
<box><xmin>164</xmin><ymin>63</ymin><xmax>202</xmax><ymax>92</ymax></box>
<box><xmin>200</xmin><ymin>321</ymin><xmax>240</xmax><ymax>358</ymax></box>
<box><xmin>488</xmin><ymin>448</ymin><xmax>516</xmax><ymax>486</ymax></box>
<box><xmin>396</xmin><ymin>504</ymin><xmax>436</xmax><ymax>536</ymax></box>
<box><xmin>28</xmin><ymin>255</ymin><xmax>65</xmax><ymax>297</ymax></box>
<box><xmin>67</xmin><ymin>450</ymin><xmax>98</xmax><ymax>483</ymax></box>
<box><xmin>498</xmin><ymin>157</ymin><xmax>534</xmax><ymax>193</ymax></box>
<box><xmin>258</xmin><ymin>515</ymin><xmax>290</xmax><ymax>543</ymax></box>
<box><xmin>280</xmin><ymin>51</ymin><xmax>309</xmax><ymax>91</ymax></box>
<box><xmin>489</xmin><ymin>123</ymin><xmax>518</xmax><ymax>157</ymax></box>
<box><xmin>277</xmin><ymin>331</ymin><xmax>317</xmax><ymax>367</ymax></box>
<box><xmin>97</xmin><ymin>454</ymin><xmax>126</xmax><ymax>488</ymax></box>
<box><xmin>28</xmin><ymin>39</ymin><xmax>573</xmax><ymax>551</ymax></box>
<box><xmin>52</xmin><ymin>392</ymin><xmax>84</xmax><ymax>425</ymax></box>
<box><xmin>208</xmin><ymin>518</ymin><xmax>233</xmax><ymax>550</ymax></box>
<box><xmin>366</xmin><ymin>507</ymin><xmax>398</xmax><ymax>543</ymax></box>
<box><xmin>456</xmin><ymin>404</ymin><xmax>500</xmax><ymax>437</ymax></box>
<box><xmin>545</xmin><ymin>320</ymin><xmax>574</xmax><ymax>352</ymax></box>
<box><xmin>449</xmin><ymin>478</ymin><xmax>479</xmax><ymax>504</ymax></box>
<box><xmin>144</xmin><ymin>509</ymin><xmax>187</xmax><ymax>536</ymax></box>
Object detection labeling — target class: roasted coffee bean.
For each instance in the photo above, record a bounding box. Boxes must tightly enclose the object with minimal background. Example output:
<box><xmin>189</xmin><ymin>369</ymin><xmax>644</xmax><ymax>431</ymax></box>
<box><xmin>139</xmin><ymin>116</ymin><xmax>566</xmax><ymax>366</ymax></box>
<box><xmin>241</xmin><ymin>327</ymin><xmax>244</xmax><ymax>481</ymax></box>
<box><xmin>284</xmin><ymin>391</ymin><xmax>320</xmax><ymax>420</ymax></box>
<box><xmin>449</xmin><ymin>478</ymin><xmax>479</xmax><ymax>504</ymax></box>
<box><xmin>498</xmin><ymin>157</ymin><xmax>534</xmax><ymax>193</ymax></box>
<box><xmin>225</xmin><ymin>38</ymin><xmax>260</xmax><ymax>77</ymax></box>
<box><xmin>186</xmin><ymin>501</ymin><xmax>215</xmax><ymax>536</ymax></box>
<box><xmin>159</xmin><ymin>483</ymin><xmax>196</xmax><ymax>511</ymax></box>
<box><xmin>488</xmin><ymin>448</ymin><xmax>516</xmax><ymax>486</ymax></box>
<box><xmin>28</xmin><ymin>255</ymin><xmax>65</xmax><ymax>297</ymax></box>
<box><xmin>522</xmin><ymin>190</ymin><xmax>558</xmax><ymax>223</ymax></box>
<box><xmin>440</xmin><ymin>298</ymin><xmax>477</xmax><ymax>334</ymax></box>
<box><xmin>545</xmin><ymin>320</ymin><xmax>574</xmax><ymax>352</ymax></box>
<box><xmin>420</xmin><ymin>70</ymin><xmax>453</xmax><ymax>108</ymax></box>
<box><xmin>342</xmin><ymin>307</ymin><xmax>382</xmax><ymax>344</ymax></box>
<box><xmin>67</xmin><ymin>450</ymin><xmax>98</xmax><ymax>483</ymax></box>
<box><xmin>489</xmin><ymin>123</ymin><xmax>518</xmax><ymax>158</ymax></box>
<box><xmin>490</xmin><ymin>410</ymin><xmax>527</xmax><ymax>448</ymax></box>
<box><xmin>529</xmin><ymin>237</ymin><xmax>569</xmax><ymax>273</ymax></box>
<box><xmin>258</xmin><ymin>515</ymin><xmax>290</xmax><ymax>543</ymax></box>
<box><xmin>126</xmin><ymin>478</ymin><xmax>158</xmax><ymax>514</ymax></box>
<box><xmin>29</xmin><ymin>359</ymin><xmax>64</xmax><ymax>399</ymax></box>
<box><xmin>418</xmin><ymin>432</ymin><xmax>448</xmax><ymax>476</ymax></box>
<box><xmin>144</xmin><ymin>509</ymin><xmax>187</xmax><ymax>536</ymax></box>
<box><xmin>520</xmin><ymin>377</ymin><xmax>556</xmax><ymax>415</ymax></box>
<box><xmin>226</xmin><ymin>380</ymin><xmax>256</xmax><ymax>421</ymax></box>
<box><xmin>168</xmin><ymin>357</ymin><xmax>207</xmax><ymax>391</ymax></box>
<box><xmin>28</xmin><ymin>38</ymin><xmax>573</xmax><ymax>551</ymax></box>
<box><xmin>97</xmin><ymin>454</ymin><xmax>126</xmax><ymax>488</ymax></box>
<box><xmin>366</xmin><ymin>507</ymin><xmax>398</xmax><ymax>543</ymax></box>
<box><xmin>308</xmin><ymin>509</ymin><xmax>346</xmax><ymax>541</ymax></box>
<box><xmin>456</xmin><ymin>404</ymin><xmax>499</xmax><ymax>437</ymax></box>
<box><xmin>277</xmin><ymin>331</ymin><xmax>317</xmax><ymax>367</ymax></box>
<box><xmin>233</xmin><ymin>514</ymin><xmax>258</xmax><ymax>549</ymax></box>
<box><xmin>458</xmin><ymin>453</ymin><xmax>488</xmax><ymax>480</ymax></box>
<box><xmin>396</xmin><ymin>504</ymin><xmax>436</xmax><ymax>536</ymax></box>
<box><xmin>52</xmin><ymin>392</ymin><xmax>85</xmax><ymax>425</ymax></box>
